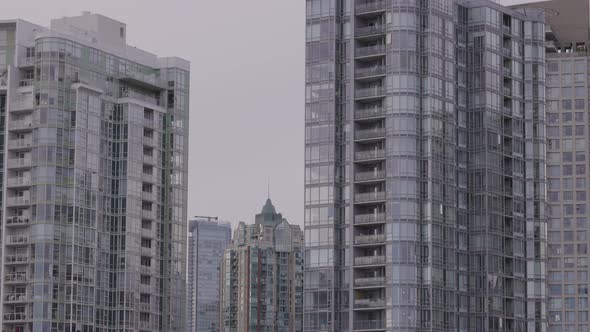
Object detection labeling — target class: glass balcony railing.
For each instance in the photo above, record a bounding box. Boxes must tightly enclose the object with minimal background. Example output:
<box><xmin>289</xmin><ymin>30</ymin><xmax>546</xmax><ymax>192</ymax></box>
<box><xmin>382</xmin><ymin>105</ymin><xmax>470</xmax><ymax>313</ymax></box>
<box><xmin>354</xmin><ymin>319</ymin><xmax>386</xmax><ymax>330</ymax></box>
<box><xmin>355</xmin><ymin>25</ymin><xmax>386</xmax><ymax>37</ymax></box>
<box><xmin>355</xmin><ymin>128</ymin><xmax>386</xmax><ymax>140</ymax></box>
<box><xmin>354</xmin><ymin>276</ymin><xmax>386</xmax><ymax>287</ymax></box>
<box><xmin>355</xmin><ymin>45</ymin><xmax>386</xmax><ymax>58</ymax></box>
<box><xmin>355</xmin><ymin>150</ymin><xmax>386</xmax><ymax>161</ymax></box>
<box><xmin>355</xmin><ymin>0</ymin><xmax>386</xmax><ymax>14</ymax></box>
<box><xmin>355</xmin><ymin>171</ymin><xmax>386</xmax><ymax>182</ymax></box>
<box><xmin>354</xmin><ymin>255</ymin><xmax>386</xmax><ymax>266</ymax></box>
<box><xmin>355</xmin><ymin>66</ymin><xmax>386</xmax><ymax>78</ymax></box>
<box><xmin>355</xmin><ymin>192</ymin><xmax>386</xmax><ymax>203</ymax></box>
<box><xmin>355</xmin><ymin>107</ymin><xmax>385</xmax><ymax>119</ymax></box>
<box><xmin>355</xmin><ymin>213</ymin><xmax>386</xmax><ymax>224</ymax></box>
<box><xmin>355</xmin><ymin>234</ymin><xmax>386</xmax><ymax>245</ymax></box>
<box><xmin>355</xmin><ymin>298</ymin><xmax>386</xmax><ymax>308</ymax></box>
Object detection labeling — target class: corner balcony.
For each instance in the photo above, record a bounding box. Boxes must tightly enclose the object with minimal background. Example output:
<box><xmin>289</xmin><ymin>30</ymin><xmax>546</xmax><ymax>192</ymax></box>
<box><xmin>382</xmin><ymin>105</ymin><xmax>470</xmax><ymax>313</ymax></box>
<box><xmin>355</xmin><ymin>150</ymin><xmax>386</xmax><ymax>161</ymax></box>
<box><xmin>355</xmin><ymin>128</ymin><xmax>386</xmax><ymax>141</ymax></box>
<box><xmin>7</xmin><ymin>138</ymin><xmax>33</xmax><ymax>151</ymax></box>
<box><xmin>355</xmin><ymin>45</ymin><xmax>386</xmax><ymax>59</ymax></box>
<box><xmin>354</xmin><ymin>276</ymin><xmax>386</xmax><ymax>288</ymax></box>
<box><xmin>5</xmin><ymin>216</ymin><xmax>31</xmax><ymax>227</ymax></box>
<box><xmin>9</xmin><ymin>119</ymin><xmax>33</xmax><ymax>132</ymax></box>
<box><xmin>355</xmin><ymin>25</ymin><xmax>386</xmax><ymax>38</ymax></box>
<box><xmin>355</xmin><ymin>255</ymin><xmax>386</xmax><ymax>266</ymax></box>
<box><xmin>4</xmin><ymin>293</ymin><xmax>28</xmax><ymax>303</ymax></box>
<box><xmin>4</xmin><ymin>272</ymin><xmax>28</xmax><ymax>284</ymax></box>
<box><xmin>5</xmin><ymin>196</ymin><xmax>31</xmax><ymax>207</ymax></box>
<box><xmin>4</xmin><ymin>254</ymin><xmax>29</xmax><ymax>265</ymax></box>
<box><xmin>355</xmin><ymin>87</ymin><xmax>386</xmax><ymax>100</ymax></box>
<box><xmin>3</xmin><ymin>312</ymin><xmax>28</xmax><ymax>322</ymax></box>
<box><xmin>6</xmin><ymin>176</ymin><xmax>32</xmax><ymax>188</ymax></box>
<box><xmin>355</xmin><ymin>107</ymin><xmax>385</xmax><ymax>120</ymax></box>
<box><xmin>355</xmin><ymin>234</ymin><xmax>386</xmax><ymax>245</ymax></box>
<box><xmin>355</xmin><ymin>0</ymin><xmax>386</xmax><ymax>15</ymax></box>
<box><xmin>354</xmin><ymin>320</ymin><xmax>386</xmax><ymax>331</ymax></box>
<box><xmin>355</xmin><ymin>171</ymin><xmax>386</xmax><ymax>182</ymax></box>
<box><xmin>355</xmin><ymin>191</ymin><xmax>386</xmax><ymax>203</ymax></box>
<box><xmin>355</xmin><ymin>213</ymin><xmax>386</xmax><ymax>225</ymax></box>
<box><xmin>355</xmin><ymin>298</ymin><xmax>386</xmax><ymax>309</ymax></box>
<box><xmin>7</xmin><ymin>157</ymin><xmax>31</xmax><ymax>169</ymax></box>
<box><xmin>6</xmin><ymin>235</ymin><xmax>29</xmax><ymax>246</ymax></box>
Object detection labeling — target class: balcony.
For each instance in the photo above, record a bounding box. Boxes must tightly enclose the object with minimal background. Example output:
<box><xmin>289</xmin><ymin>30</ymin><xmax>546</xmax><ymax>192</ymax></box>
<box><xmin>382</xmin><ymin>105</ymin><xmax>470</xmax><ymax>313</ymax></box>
<box><xmin>355</xmin><ymin>0</ymin><xmax>386</xmax><ymax>14</ymax></box>
<box><xmin>7</xmin><ymin>138</ymin><xmax>33</xmax><ymax>150</ymax></box>
<box><xmin>143</xmin><ymin>154</ymin><xmax>157</xmax><ymax>165</ymax></box>
<box><xmin>141</xmin><ymin>191</ymin><xmax>157</xmax><ymax>202</ymax></box>
<box><xmin>117</xmin><ymin>69</ymin><xmax>167</xmax><ymax>92</ymax></box>
<box><xmin>355</xmin><ymin>25</ymin><xmax>386</xmax><ymax>38</ymax></box>
<box><xmin>5</xmin><ymin>196</ymin><xmax>31</xmax><ymax>207</ymax></box>
<box><xmin>503</xmin><ymin>47</ymin><xmax>512</xmax><ymax>56</ymax></box>
<box><xmin>355</xmin><ymin>45</ymin><xmax>386</xmax><ymax>58</ymax></box>
<box><xmin>355</xmin><ymin>128</ymin><xmax>386</xmax><ymax>140</ymax></box>
<box><xmin>9</xmin><ymin>119</ymin><xmax>33</xmax><ymax>132</ymax></box>
<box><xmin>18</xmin><ymin>78</ymin><xmax>34</xmax><ymax>87</ymax></box>
<box><xmin>4</xmin><ymin>254</ymin><xmax>29</xmax><ymax>265</ymax></box>
<box><xmin>355</xmin><ymin>107</ymin><xmax>385</xmax><ymax>120</ymax></box>
<box><xmin>4</xmin><ymin>293</ymin><xmax>27</xmax><ymax>303</ymax></box>
<box><xmin>355</xmin><ymin>255</ymin><xmax>386</xmax><ymax>266</ymax></box>
<box><xmin>7</xmin><ymin>157</ymin><xmax>32</xmax><ymax>169</ymax></box>
<box><xmin>355</xmin><ymin>87</ymin><xmax>385</xmax><ymax>100</ymax></box>
<box><xmin>503</xmin><ymin>87</ymin><xmax>512</xmax><ymax>96</ymax></box>
<box><xmin>6</xmin><ymin>235</ymin><xmax>29</xmax><ymax>245</ymax></box>
<box><xmin>4</xmin><ymin>272</ymin><xmax>28</xmax><ymax>284</ymax></box>
<box><xmin>354</xmin><ymin>320</ymin><xmax>385</xmax><ymax>331</ymax></box>
<box><xmin>355</xmin><ymin>298</ymin><xmax>386</xmax><ymax>309</ymax></box>
<box><xmin>355</xmin><ymin>192</ymin><xmax>386</xmax><ymax>203</ymax></box>
<box><xmin>503</xmin><ymin>25</ymin><xmax>511</xmax><ymax>35</ymax></box>
<box><xmin>6</xmin><ymin>176</ymin><xmax>32</xmax><ymax>188</ymax></box>
<box><xmin>355</xmin><ymin>276</ymin><xmax>386</xmax><ymax>287</ymax></box>
<box><xmin>142</xmin><ymin>209</ymin><xmax>158</xmax><ymax>220</ymax></box>
<box><xmin>355</xmin><ymin>171</ymin><xmax>385</xmax><ymax>182</ymax></box>
<box><xmin>3</xmin><ymin>312</ymin><xmax>27</xmax><ymax>322</ymax></box>
<box><xmin>355</xmin><ymin>66</ymin><xmax>386</xmax><ymax>79</ymax></box>
<box><xmin>10</xmin><ymin>101</ymin><xmax>34</xmax><ymax>112</ymax></box>
<box><xmin>355</xmin><ymin>150</ymin><xmax>386</xmax><ymax>161</ymax></box>
<box><xmin>355</xmin><ymin>213</ymin><xmax>386</xmax><ymax>224</ymax></box>
<box><xmin>5</xmin><ymin>216</ymin><xmax>30</xmax><ymax>227</ymax></box>
<box><xmin>503</xmin><ymin>67</ymin><xmax>511</xmax><ymax>77</ymax></box>
<box><xmin>144</xmin><ymin>118</ymin><xmax>156</xmax><ymax>128</ymax></box>
<box><xmin>355</xmin><ymin>234</ymin><xmax>386</xmax><ymax>245</ymax></box>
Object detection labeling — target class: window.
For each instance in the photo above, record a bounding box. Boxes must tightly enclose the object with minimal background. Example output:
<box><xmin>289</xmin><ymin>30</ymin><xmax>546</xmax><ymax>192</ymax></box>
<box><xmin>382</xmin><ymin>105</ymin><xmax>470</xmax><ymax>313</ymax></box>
<box><xmin>140</xmin><ymin>293</ymin><xmax>150</xmax><ymax>304</ymax></box>
<box><xmin>141</xmin><ymin>238</ymin><xmax>152</xmax><ymax>249</ymax></box>
<box><xmin>140</xmin><ymin>275</ymin><xmax>150</xmax><ymax>285</ymax></box>
<box><xmin>140</xmin><ymin>256</ymin><xmax>151</xmax><ymax>267</ymax></box>
<box><xmin>142</xmin><ymin>219</ymin><xmax>152</xmax><ymax>230</ymax></box>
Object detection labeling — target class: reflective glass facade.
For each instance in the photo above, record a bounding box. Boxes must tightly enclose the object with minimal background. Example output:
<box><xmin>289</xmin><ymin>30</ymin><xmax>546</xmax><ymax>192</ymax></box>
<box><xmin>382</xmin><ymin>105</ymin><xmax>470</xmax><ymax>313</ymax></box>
<box><xmin>0</xmin><ymin>14</ymin><xmax>190</xmax><ymax>332</ymax></box>
<box><xmin>304</xmin><ymin>1</ymin><xmax>547</xmax><ymax>331</ymax></box>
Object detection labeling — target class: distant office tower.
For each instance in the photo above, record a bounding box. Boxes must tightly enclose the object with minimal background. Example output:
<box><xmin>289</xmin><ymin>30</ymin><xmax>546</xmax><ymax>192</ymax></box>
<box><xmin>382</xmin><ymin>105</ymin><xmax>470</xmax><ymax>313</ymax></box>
<box><xmin>509</xmin><ymin>0</ymin><xmax>590</xmax><ymax>331</ymax></box>
<box><xmin>219</xmin><ymin>198</ymin><xmax>304</xmax><ymax>331</ymax></box>
<box><xmin>0</xmin><ymin>13</ymin><xmax>190</xmax><ymax>331</ymax></box>
<box><xmin>305</xmin><ymin>0</ymin><xmax>547</xmax><ymax>331</ymax></box>
<box><xmin>187</xmin><ymin>217</ymin><xmax>231</xmax><ymax>332</ymax></box>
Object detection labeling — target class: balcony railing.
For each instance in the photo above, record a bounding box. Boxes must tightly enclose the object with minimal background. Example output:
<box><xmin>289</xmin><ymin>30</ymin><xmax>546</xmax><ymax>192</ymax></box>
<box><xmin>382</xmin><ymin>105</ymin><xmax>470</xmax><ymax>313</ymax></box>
<box><xmin>503</xmin><ymin>67</ymin><xmax>511</xmax><ymax>76</ymax></box>
<box><xmin>9</xmin><ymin>119</ymin><xmax>33</xmax><ymax>131</ymax></box>
<box><xmin>7</xmin><ymin>157</ymin><xmax>32</xmax><ymax>169</ymax></box>
<box><xmin>4</xmin><ymin>293</ymin><xmax>27</xmax><ymax>302</ymax></box>
<box><xmin>8</xmin><ymin>138</ymin><xmax>33</xmax><ymax>150</ymax></box>
<box><xmin>355</xmin><ymin>150</ymin><xmax>386</xmax><ymax>161</ymax></box>
<box><xmin>355</xmin><ymin>45</ymin><xmax>386</xmax><ymax>58</ymax></box>
<box><xmin>355</xmin><ymin>192</ymin><xmax>386</xmax><ymax>203</ymax></box>
<box><xmin>355</xmin><ymin>255</ymin><xmax>386</xmax><ymax>266</ymax></box>
<box><xmin>7</xmin><ymin>235</ymin><xmax>29</xmax><ymax>245</ymax></box>
<box><xmin>5</xmin><ymin>197</ymin><xmax>31</xmax><ymax>207</ymax></box>
<box><xmin>355</xmin><ymin>87</ymin><xmax>385</xmax><ymax>99</ymax></box>
<box><xmin>355</xmin><ymin>170</ymin><xmax>386</xmax><ymax>182</ymax></box>
<box><xmin>4</xmin><ymin>273</ymin><xmax>28</xmax><ymax>283</ymax></box>
<box><xmin>355</xmin><ymin>0</ymin><xmax>386</xmax><ymax>14</ymax></box>
<box><xmin>355</xmin><ymin>298</ymin><xmax>386</xmax><ymax>308</ymax></box>
<box><xmin>6</xmin><ymin>177</ymin><xmax>32</xmax><ymax>187</ymax></box>
<box><xmin>5</xmin><ymin>216</ymin><xmax>30</xmax><ymax>227</ymax></box>
<box><xmin>10</xmin><ymin>101</ymin><xmax>34</xmax><ymax>112</ymax></box>
<box><xmin>355</xmin><ymin>66</ymin><xmax>386</xmax><ymax>78</ymax></box>
<box><xmin>355</xmin><ymin>107</ymin><xmax>385</xmax><ymax>119</ymax></box>
<box><xmin>503</xmin><ymin>87</ymin><xmax>512</xmax><ymax>96</ymax></box>
<box><xmin>20</xmin><ymin>56</ymin><xmax>36</xmax><ymax>67</ymax></box>
<box><xmin>355</xmin><ymin>213</ymin><xmax>386</xmax><ymax>224</ymax></box>
<box><xmin>355</xmin><ymin>25</ymin><xmax>386</xmax><ymax>37</ymax></box>
<box><xmin>3</xmin><ymin>312</ymin><xmax>27</xmax><ymax>321</ymax></box>
<box><xmin>503</xmin><ymin>47</ymin><xmax>512</xmax><ymax>56</ymax></box>
<box><xmin>4</xmin><ymin>254</ymin><xmax>29</xmax><ymax>264</ymax></box>
<box><xmin>355</xmin><ymin>234</ymin><xmax>386</xmax><ymax>245</ymax></box>
<box><xmin>356</xmin><ymin>128</ymin><xmax>386</xmax><ymax>140</ymax></box>
<box><xmin>354</xmin><ymin>320</ymin><xmax>385</xmax><ymax>330</ymax></box>
<box><xmin>355</xmin><ymin>276</ymin><xmax>386</xmax><ymax>287</ymax></box>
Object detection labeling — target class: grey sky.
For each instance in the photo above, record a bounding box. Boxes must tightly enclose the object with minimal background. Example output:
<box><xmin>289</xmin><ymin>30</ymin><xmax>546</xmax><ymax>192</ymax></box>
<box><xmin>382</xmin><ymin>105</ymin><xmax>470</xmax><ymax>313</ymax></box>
<box><xmin>3</xmin><ymin>0</ymin><xmax>305</xmax><ymax>226</ymax></box>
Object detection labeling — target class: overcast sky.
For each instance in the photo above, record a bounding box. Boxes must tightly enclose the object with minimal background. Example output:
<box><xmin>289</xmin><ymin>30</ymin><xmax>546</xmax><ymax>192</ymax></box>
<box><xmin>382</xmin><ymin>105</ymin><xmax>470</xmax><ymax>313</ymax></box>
<box><xmin>3</xmin><ymin>0</ymin><xmax>306</xmax><ymax>226</ymax></box>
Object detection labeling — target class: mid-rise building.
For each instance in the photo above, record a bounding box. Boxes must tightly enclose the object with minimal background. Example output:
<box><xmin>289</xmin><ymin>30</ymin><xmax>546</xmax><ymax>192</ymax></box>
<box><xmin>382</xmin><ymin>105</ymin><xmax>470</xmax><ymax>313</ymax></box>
<box><xmin>509</xmin><ymin>1</ymin><xmax>590</xmax><ymax>331</ymax></box>
<box><xmin>187</xmin><ymin>217</ymin><xmax>232</xmax><ymax>332</ymax></box>
<box><xmin>304</xmin><ymin>0</ymin><xmax>547</xmax><ymax>331</ymax></box>
<box><xmin>220</xmin><ymin>198</ymin><xmax>304</xmax><ymax>332</ymax></box>
<box><xmin>0</xmin><ymin>12</ymin><xmax>190</xmax><ymax>331</ymax></box>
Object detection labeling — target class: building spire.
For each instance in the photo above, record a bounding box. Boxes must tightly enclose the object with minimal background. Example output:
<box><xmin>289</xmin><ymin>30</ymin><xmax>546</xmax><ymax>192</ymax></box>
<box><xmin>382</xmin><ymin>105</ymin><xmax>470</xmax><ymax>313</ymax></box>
<box><xmin>267</xmin><ymin>176</ymin><xmax>271</xmax><ymax>199</ymax></box>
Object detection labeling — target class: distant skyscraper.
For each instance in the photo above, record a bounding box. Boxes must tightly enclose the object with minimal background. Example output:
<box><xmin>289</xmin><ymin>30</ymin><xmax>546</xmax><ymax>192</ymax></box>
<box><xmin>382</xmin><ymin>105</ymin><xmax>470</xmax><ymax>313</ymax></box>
<box><xmin>0</xmin><ymin>12</ymin><xmax>190</xmax><ymax>331</ymax></box>
<box><xmin>219</xmin><ymin>198</ymin><xmax>304</xmax><ymax>331</ymax></box>
<box><xmin>509</xmin><ymin>1</ymin><xmax>590</xmax><ymax>331</ymax></box>
<box><xmin>187</xmin><ymin>217</ymin><xmax>231</xmax><ymax>332</ymax></box>
<box><xmin>305</xmin><ymin>0</ymin><xmax>547</xmax><ymax>331</ymax></box>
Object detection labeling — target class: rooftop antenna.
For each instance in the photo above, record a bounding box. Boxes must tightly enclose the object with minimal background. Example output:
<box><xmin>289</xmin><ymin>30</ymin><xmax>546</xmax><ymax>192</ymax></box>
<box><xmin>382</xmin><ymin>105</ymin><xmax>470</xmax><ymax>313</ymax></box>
<box><xmin>267</xmin><ymin>177</ymin><xmax>271</xmax><ymax>199</ymax></box>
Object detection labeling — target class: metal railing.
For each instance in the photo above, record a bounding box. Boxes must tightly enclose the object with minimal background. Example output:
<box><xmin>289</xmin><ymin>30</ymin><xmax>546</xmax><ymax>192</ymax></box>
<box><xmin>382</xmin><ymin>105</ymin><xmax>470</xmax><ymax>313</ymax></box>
<box><xmin>6</xmin><ymin>216</ymin><xmax>30</xmax><ymax>226</ymax></box>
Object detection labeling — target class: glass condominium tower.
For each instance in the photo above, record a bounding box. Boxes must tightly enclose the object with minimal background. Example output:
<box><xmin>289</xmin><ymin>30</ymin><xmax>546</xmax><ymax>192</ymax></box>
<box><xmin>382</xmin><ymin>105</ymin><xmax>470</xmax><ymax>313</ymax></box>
<box><xmin>186</xmin><ymin>218</ymin><xmax>231</xmax><ymax>332</ymax></box>
<box><xmin>0</xmin><ymin>13</ymin><xmax>190</xmax><ymax>332</ymax></box>
<box><xmin>304</xmin><ymin>0</ymin><xmax>547</xmax><ymax>331</ymax></box>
